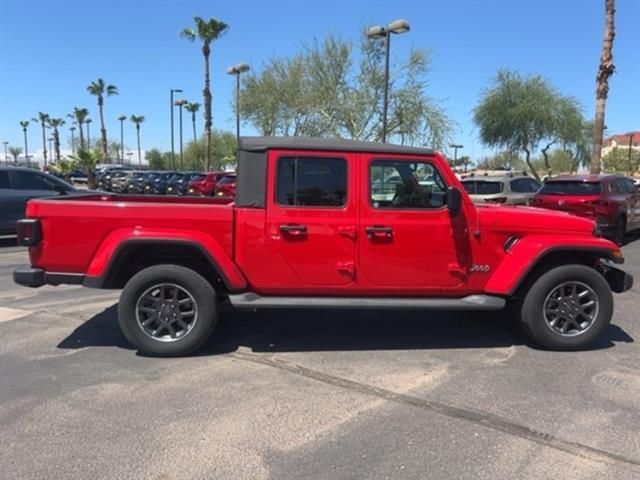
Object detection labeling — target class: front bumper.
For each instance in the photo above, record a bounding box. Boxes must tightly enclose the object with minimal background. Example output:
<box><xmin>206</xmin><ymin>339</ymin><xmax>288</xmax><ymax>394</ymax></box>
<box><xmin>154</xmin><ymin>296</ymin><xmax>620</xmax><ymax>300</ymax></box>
<box><xmin>599</xmin><ymin>261</ymin><xmax>633</xmax><ymax>293</ymax></box>
<box><xmin>13</xmin><ymin>267</ymin><xmax>84</xmax><ymax>288</ymax></box>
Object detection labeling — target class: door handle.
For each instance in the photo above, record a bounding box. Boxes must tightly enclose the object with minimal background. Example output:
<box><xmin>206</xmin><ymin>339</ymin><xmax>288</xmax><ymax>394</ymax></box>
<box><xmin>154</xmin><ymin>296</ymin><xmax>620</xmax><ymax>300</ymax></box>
<box><xmin>280</xmin><ymin>224</ymin><xmax>308</xmax><ymax>235</ymax></box>
<box><xmin>365</xmin><ymin>225</ymin><xmax>393</xmax><ymax>238</ymax></box>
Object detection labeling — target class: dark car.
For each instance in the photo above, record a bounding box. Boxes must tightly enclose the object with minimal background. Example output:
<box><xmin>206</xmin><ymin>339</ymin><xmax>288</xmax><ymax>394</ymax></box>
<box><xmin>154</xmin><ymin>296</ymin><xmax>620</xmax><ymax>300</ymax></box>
<box><xmin>49</xmin><ymin>169</ymin><xmax>89</xmax><ymax>185</ymax></box>
<box><xmin>531</xmin><ymin>174</ymin><xmax>640</xmax><ymax>244</ymax></box>
<box><xmin>111</xmin><ymin>170</ymin><xmax>143</xmax><ymax>193</ymax></box>
<box><xmin>167</xmin><ymin>171</ymin><xmax>202</xmax><ymax>195</ymax></box>
<box><xmin>0</xmin><ymin>167</ymin><xmax>75</xmax><ymax>235</ymax></box>
<box><xmin>97</xmin><ymin>168</ymin><xmax>132</xmax><ymax>191</ymax></box>
<box><xmin>213</xmin><ymin>173</ymin><xmax>237</xmax><ymax>199</ymax></box>
<box><xmin>146</xmin><ymin>171</ymin><xmax>178</xmax><ymax>195</ymax></box>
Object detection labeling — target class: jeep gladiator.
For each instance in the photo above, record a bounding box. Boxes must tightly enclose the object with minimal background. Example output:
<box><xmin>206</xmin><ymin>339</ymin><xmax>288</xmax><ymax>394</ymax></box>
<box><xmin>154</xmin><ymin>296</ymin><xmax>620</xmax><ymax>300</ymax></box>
<box><xmin>13</xmin><ymin>137</ymin><xmax>633</xmax><ymax>356</ymax></box>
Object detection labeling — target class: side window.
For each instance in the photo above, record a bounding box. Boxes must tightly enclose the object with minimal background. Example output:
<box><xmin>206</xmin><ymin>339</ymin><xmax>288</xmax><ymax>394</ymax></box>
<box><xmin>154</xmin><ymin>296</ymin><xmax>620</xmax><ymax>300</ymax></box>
<box><xmin>0</xmin><ymin>171</ymin><xmax>10</xmax><ymax>189</ymax></box>
<box><xmin>511</xmin><ymin>178</ymin><xmax>541</xmax><ymax>193</ymax></box>
<box><xmin>276</xmin><ymin>156</ymin><xmax>347</xmax><ymax>207</ymax></box>
<box><xmin>611</xmin><ymin>179</ymin><xmax>625</xmax><ymax>194</ymax></box>
<box><xmin>623</xmin><ymin>179</ymin><xmax>638</xmax><ymax>194</ymax></box>
<box><xmin>370</xmin><ymin>159</ymin><xmax>447</xmax><ymax>209</ymax></box>
<box><xmin>461</xmin><ymin>181</ymin><xmax>475</xmax><ymax>194</ymax></box>
<box><xmin>13</xmin><ymin>171</ymin><xmax>61</xmax><ymax>190</ymax></box>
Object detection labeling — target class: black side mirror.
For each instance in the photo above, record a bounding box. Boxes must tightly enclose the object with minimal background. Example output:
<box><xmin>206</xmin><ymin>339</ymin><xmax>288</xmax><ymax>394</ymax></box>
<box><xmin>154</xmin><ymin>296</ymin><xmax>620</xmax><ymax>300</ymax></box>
<box><xmin>53</xmin><ymin>185</ymin><xmax>69</xmax><ymax>196</ymax></box>
<box><xmin>447</xmin><ymin>186</ymin><xmax>462</xmax><ymax>215</ymax></box>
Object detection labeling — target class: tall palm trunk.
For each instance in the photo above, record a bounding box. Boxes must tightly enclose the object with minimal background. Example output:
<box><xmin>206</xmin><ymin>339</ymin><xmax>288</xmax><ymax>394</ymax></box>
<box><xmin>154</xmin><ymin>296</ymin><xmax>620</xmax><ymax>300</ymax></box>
<box><xmin>98</xmin><ymin>97</ymin><xmax>108</xmax><ymax>160</ymax></box>
<box><xmin>23</xmin><ymin>128</ymin><xmax>29</xmax><ymax>164</ymax></box>
<box><xmin>78</xmin><ymin>123</ymin><xmax>85</xmax><ymax>150</ymax></box>
<box><xmin>202</xmin><ymin>42</ymin><xmax>212</xmax><ymax>170</ymax></box>
<box><xmin>136</xmin><ymin>125</ymin><xmax>142</xmax><ymax>167</ymax></box>
<box><xmin>192</xmin><ymin>112</ymin><xmax>197</xmax><ymax>142</ymax></box>
<box><xmin>591</xmin><ymin>0</ymin><xmax>616</xmax><ymax>174</ymax></box>
<box><xmin>40</xmin><ymin>123</ymin><xmax>48</xmax><ymax>168</ymax></box>
<box><xmin>53</xmin><ymin>129</ymin><xmax>61</xmax><ymax>161</ymax></box>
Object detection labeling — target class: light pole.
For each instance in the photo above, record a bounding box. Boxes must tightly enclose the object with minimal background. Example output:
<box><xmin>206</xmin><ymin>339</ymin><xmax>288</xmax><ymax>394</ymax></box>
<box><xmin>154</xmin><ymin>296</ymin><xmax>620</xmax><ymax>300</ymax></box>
<box><xmin>70</xmin><ymin>126</ymin><xmax>76</xmax><ymax>155</ymax></box>
<box><xmin>170</xmin><ymin>88</ymin><xmax>183</xmax><ymax>170</ymax></box>
<box><xmin>227</xmin><ymin>63</ymin><xmax>250</xmax><ymax>143</ymax></box>
<box><xmin>118</xmin><ymin>115</ymin><xmax>127</xmax><ymax>164</ymax></box>
<box><xmin>449</xmin><ymin>143</ymin><xmax>463</xmax><ymax>168</ymax></box>
<box><xmin>126</xmin><ymin>151</ymin><xmax>133</xmax><ymax>165</ymax></box>
<box><xmin>366</xmin><ymin>19</ymin><xmax>410</xmax><ymax>143</ymax></box>
<box><xmin>174</xmin><ymin>99</ymin><xmax>187</xmax><ymax>169</ymax></box>
<box><xmin>2</xmin><ymin>141</ymin><xmax>8</xmax><ymax>165</ymax></box>
<box><xmin>85</xmin><ymin>118</ymin><xmax>92</xmax><ymax>150</ymax></box>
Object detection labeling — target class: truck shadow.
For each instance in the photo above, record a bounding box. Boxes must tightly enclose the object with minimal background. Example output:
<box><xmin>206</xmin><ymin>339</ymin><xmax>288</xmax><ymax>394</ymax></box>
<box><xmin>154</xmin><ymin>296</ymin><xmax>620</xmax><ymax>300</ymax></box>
<box><xmin>0</xmin><ymin>236</ymin><xmax>19</xmax><ymax>248</ymax></box>
<box><xmin>57</xmin><ymin>304</ymin><xmax>634</xmax><ymax>355</ymax></box>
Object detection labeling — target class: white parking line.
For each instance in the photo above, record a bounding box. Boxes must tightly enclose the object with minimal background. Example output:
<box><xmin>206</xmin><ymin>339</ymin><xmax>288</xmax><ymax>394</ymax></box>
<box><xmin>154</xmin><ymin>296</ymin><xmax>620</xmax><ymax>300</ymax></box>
<box><xmin>0</xmin><ymin>306</ymin><xmax>33</xmax><ymax>323</ymax></box>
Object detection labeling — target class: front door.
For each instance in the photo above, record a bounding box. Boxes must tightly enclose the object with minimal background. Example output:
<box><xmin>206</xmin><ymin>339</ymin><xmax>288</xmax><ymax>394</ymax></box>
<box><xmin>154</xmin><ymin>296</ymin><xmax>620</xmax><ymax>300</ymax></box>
<box><xmin>265</xmin><ymin>152</ymin><xmax>357</xmax><ymax>286</ymax></box>
<box><xmin>358</xmin><ymin>155</ymin><xmax>465</xmax><ymax>291</ymax></box>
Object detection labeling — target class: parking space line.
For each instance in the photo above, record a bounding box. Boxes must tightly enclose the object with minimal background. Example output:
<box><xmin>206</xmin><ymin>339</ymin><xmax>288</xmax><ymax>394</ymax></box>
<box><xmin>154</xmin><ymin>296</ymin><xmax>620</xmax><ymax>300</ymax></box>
<box><xmin>231</xmin><ymin>350</ymin><xmax>640</xmax><ymax>471</ymax></box>
<box><xmin>0</xmin><ymin>306</ymin><xmax>33</xmax><ymax>323</ymax></box>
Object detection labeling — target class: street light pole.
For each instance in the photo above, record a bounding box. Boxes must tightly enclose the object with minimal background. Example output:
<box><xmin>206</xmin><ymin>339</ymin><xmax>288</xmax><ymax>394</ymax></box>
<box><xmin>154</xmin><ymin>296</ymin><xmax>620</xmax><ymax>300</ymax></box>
<box><xmin>170</xmin><ymin>88</ymin><xmax>183</xmax><ymax>170</ymax></box>
<box><xmin>175</xmin><ymin>99</ymin><xmax>187</xmax><ymax>169</ymax></box>
<box><xmin>118</xmin><ymin>115</ymin><xmax>127</xmax><ymax>164</ymax></box>
<box><xmin>367</xmin><ymin>19</ymin><xmax>410</xmax><ymax>143</ymax></box>
<box><xmin>227</xmin><ymin>63</ymin><xmax>250</xmax><ymax>143</ymax></box>
<box><xmin>449</xmin><ymin>143</ymin><xmax>463</xmax><ymax>168</ymax></box>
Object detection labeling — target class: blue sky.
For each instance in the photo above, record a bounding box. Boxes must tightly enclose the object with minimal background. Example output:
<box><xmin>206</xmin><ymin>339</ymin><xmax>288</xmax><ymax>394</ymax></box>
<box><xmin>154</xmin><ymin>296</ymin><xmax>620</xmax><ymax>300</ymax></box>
<box><xmin>1</xmin><ymin>0</ymin><xmax>638</xmax><ymax>161</ymax></box>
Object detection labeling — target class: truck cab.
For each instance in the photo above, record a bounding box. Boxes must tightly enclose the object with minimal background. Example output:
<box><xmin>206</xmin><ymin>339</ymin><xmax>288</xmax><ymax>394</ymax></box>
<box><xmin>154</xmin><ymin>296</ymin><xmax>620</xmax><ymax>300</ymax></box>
<box><xmin>14</xmin><ymin>137</ymin><xmax>633</xmax><ymax>356</ymax></box>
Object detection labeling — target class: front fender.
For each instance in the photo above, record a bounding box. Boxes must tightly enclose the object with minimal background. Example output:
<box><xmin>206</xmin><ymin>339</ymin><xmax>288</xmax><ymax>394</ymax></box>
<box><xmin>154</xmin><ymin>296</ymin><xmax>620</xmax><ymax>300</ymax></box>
<box><xmin>84</xmin><ymin>227</ymin><xmax>247</xmax><ymax>290</ymax></box>
<box><xmin>484</xmin><ymin>234</ymin><xmax>622</xmax><ymax>296</ymax></box>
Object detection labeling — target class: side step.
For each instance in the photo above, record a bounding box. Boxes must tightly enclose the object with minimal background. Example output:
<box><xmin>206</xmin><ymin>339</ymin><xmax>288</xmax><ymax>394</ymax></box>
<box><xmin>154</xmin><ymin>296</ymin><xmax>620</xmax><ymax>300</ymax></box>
<box><xmin>228</xmin><ymin>293</ymin><xmax>506</xmax><ymax>311</ymax></box>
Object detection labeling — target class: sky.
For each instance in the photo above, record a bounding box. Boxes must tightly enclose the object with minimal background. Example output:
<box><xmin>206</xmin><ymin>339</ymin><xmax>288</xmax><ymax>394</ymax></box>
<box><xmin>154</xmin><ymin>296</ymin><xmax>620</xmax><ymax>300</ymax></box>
<box><xmin>1</xmin><ymin>0</ymin><xmax>639</xmax><ymax>163</ymax></box>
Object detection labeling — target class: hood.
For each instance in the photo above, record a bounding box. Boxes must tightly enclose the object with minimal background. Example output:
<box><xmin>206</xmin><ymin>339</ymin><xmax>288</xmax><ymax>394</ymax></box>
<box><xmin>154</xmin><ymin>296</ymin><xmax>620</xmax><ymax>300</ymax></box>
<box><xmin>477</xmin><ymin>204</ymin><xmax>595</xmax><ymax>235</ymax></box>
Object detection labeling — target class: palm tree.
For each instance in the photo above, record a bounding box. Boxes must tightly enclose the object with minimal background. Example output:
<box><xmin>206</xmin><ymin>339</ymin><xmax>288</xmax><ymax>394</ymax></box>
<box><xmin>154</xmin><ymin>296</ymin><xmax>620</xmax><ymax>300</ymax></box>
<box><xmin>591</xmin><ymin>0</ymin><xmax>616</xmax><ymax>173</ymax></box>
<box><xmin>184</xmin><ymin>102</ymin><xmax>201</xmax><ymax>142</ymax></box>
<box><xmin>32</xmin><ymin>112</ymin><xmax>50</xmax><ymax>168</ymax></box>
<box><xmin>181</xmin><ymin>16</ymin><xmax>229</xmax><ymax>170</ymax></box>
<box><xmin>68</xmin><ymin>107</ymin><xmax>89</xmax><ymax>150</ymax></box>
<box><xmin>48</xmin><ymin>117</ymin><xmax>65</xmax><ymax>162</ymax></box>
<box><xmin>130</xmin><ymin>115</ymin><xmax>145</xmax><ymax>167</ymax></box>
<box><xmin>87</xmin><ymin>78</ymin><xmax>118</xmax><ymax>160</ymax></box>
<box><xmin>19</xmin><ymin>120</ymin><xmax>29</xmax><ymax>163</ymax></box>
<box><xmin>8</xmin><ymin>147</ymin><xmax>23</xmax><ymax>163</ymax></box>
<box><xmin>70</xmin><ymin>149</ymin><xmax>99</xmax><ymax>188</ymax></box>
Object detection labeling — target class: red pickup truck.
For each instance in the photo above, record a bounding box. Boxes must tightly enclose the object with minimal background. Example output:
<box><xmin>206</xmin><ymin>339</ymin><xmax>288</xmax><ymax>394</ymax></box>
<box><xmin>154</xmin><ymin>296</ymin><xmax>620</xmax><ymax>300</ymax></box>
<box><xmin>14</xmin><ymin>137</ymin><xmax>633</xmax><ymax>356</ymax></box>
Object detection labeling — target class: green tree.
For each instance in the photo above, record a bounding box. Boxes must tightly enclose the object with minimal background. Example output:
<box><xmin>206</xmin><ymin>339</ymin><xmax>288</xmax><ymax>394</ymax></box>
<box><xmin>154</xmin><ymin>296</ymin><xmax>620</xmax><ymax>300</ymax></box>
<box><xmin>591</xmin><ymin>0</ymin><xmax>616</xmax><ymax>173</ymax></box>
<box><xmin>49</xmin><ymin>157</ymin><xmax>78</xmax><ymax>183</ymax></box>
<box><xmin>19</xmin><ymin>120</ymin><xmax>30</xmax><ymax>162</ymax></box>
<box><xmin>31</xmin><ymin>112</ymin><xmax>50</xmax><ymax>167</ymax></box>
<box><xmin>130</xmin><ymin>115</ymin><xmax>145</xmax><ymax>166</ymax></box>
<box><xmin>240</xmin><ymin>34</ymin><xmax>453</xmax><ymax>149</ymax></box>
<box><xmin>68</xmin><ymin>107</ymin><xmax>89</xmax><ymax>150</ymax></box>
<box><xmin>184</xmin><ymin>102</ymin><xmax>201</xmax><ymax>142</ymax></box>
<box><xmin>87</xmin><ymin>78</ymin><xmax>118</xmax><ymax>160</ymax></box>
<box><xmin>47</xmin><ymin>117</ymin><xmax>65</xmax><ymax>161</ymax></box>
<box><xmin>476</xmin><ymin>151</ymin><xmax>525</xmax><ymax>171</ymax></box>
<box><xmin>8</xmin><ymin>146</ymin><xmax>22</xmax><ymax>163</ymax></box>
<box><xmin>70</xmin><ymin>149</ymin><xmax>100</xmax><ymax>188</ymax></box>
<box><xmin>473</xmin><ymin>69</ymin><xmax>585</xmax><ymax>179</ymax></box>
<box><xmin>181</xmin><ymin>16</ymin><xmax>229</xmax><ymax>170</ymax></box>
<box><xmin>603</xmin><ymin>147</ymin><xmax>640</xmax><ymax>173</ymax></box>
<box><xmin>145</xmin><ymin>148</ymin><xmax>167</xmax><ymax>170</ymax></box>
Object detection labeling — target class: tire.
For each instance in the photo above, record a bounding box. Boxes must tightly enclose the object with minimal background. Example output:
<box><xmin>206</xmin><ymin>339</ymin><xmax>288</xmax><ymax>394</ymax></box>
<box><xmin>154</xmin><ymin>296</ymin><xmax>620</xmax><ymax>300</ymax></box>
<box><xmin>118</xmin><ymin>264</ymin><xmax>218</xmax><ymax>356</ymax></box>
<box><xmin>517</xmin><ymin>264</ymin><xmax>613</xmax><ymax>350</ymax></box>
<box><xmin>612</xmin><ymin>216</ymin><xmax>626</xmax><ymax>246</ymax></box>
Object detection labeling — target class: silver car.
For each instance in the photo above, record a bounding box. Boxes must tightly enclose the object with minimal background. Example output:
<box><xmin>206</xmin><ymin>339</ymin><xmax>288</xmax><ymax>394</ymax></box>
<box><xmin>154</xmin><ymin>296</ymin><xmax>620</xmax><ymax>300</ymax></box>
<box><xmin>461</xmin><ymin>173</ymin><xmax>541</xmax><ymax>205</ymax></box>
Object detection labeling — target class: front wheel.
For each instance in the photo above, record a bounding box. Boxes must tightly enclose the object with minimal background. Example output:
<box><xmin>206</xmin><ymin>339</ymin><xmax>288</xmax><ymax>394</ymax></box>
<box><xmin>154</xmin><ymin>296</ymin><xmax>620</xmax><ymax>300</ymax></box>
<box><xmin>118</xmin><ymin>264</ymin><xmax>218</xmax><ymax>356</ymax></box>
<box><xmin>517</xmin><ymin>264</ymin><xmax>613</xmax><ymax>350</ymax></box>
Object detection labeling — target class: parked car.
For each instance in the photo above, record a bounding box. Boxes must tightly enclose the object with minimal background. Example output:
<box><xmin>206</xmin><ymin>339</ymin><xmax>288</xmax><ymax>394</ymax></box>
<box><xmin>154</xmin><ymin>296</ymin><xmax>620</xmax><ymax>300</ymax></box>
<box><xmin>127</xmin><ymin>171</ymin><xmax>155</xmax><ymax>194</ymax></box>
<box><xmin>111</xmin><ymin>171</ymin><xmax>140</xmax><ymax>193</ymax></box>
<box><xmin>213</xmin><ymin>173</ymin><xmax>237</xmax><ymax>198</ymax></box>
<box><xmin>146</xmin><ymin>171</ymin><xmax>179</xmax><ymax>195</ymax></box>
<box><xmin>187</xmin><ymin>172</ymin><xmax>228</xmax><ymax>196</ymax></box>
<box><xmin>13</xmin><ymin>137</ymin><xmax>632</xmax><ymax>357</ymax></box>
<box><xmin>0</xmin><ymin>167</ymin><xmax>75</xmax><ymax>235</ymax></box>
<box><xmin>167</xmin><ymin>172</ymin><xmax>203</xmax><ymax>195</ymax></box>
<box><xmin>49</xmin><ymin>169</ymin><xmax>88</xmax><ymax>185</ymax></box>
<box><xmin>531</xmin><ymin>174</ymin><xmax>640</xmax><ymax>245</ymax></box>
<box><xmin>97</xmin><ymin>169</ymin><xmax>132</xmax><ymax>191</ymax></box>
<box><xmin>461</xmin><ymin>173</ymin><xmax>541</xmax><ymax>205</ymax></box>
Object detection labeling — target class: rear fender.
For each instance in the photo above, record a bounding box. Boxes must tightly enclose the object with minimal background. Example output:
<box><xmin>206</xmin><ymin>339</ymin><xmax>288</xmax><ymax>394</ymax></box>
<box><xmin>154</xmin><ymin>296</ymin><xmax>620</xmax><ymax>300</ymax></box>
<box><xmin>84</xmin><ymin>227</ymin><xmax>247</xmax><ymax>291</ymax></box>
<box><xmin>484</xmin><ymin>235</ymin><xmax>622</xmax><ymax>296</ymax></box>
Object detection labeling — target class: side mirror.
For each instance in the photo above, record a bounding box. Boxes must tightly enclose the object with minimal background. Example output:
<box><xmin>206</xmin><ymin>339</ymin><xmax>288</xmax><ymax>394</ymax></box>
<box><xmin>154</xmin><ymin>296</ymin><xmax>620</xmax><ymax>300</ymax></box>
<box><xmin>447</xmin><ymin>186</ymin><xmax>462</xmax><ymax>215</ymax></box>
<box><xmin>53</xmin><ymin>185</ymin><xmax>69</xmax><ymax>196</ymax></box>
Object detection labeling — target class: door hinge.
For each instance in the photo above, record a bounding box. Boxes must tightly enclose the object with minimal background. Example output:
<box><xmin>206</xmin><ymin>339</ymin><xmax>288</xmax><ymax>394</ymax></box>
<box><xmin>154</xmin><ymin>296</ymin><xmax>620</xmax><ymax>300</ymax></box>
<box><xmin>338</xmin><ymin>226</ymin><xmax>357</xmax><ymax>240</ymax></box>
<box><xmin>448</xmin><ymin>263</ymin><xmax>466</xmax><ymax>277</ymax></box>
<box><xmin>337</xmin><ymin>261</ymin><xmax>356</xmax><ymax>277</ymax></box>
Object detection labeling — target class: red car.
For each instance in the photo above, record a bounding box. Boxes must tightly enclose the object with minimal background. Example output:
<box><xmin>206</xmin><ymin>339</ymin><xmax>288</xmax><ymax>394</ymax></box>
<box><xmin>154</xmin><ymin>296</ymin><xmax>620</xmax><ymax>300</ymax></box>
<box><xmin>13</xmin><ymin>137</ymin><xmax>632</xmax><ymax>356</ymax></box>
<box><xmin>214</xmin><ymin>173</ymin><xmax>237</xmax><ymax>199</ymax></box>
<box><xmin>187</xmin><ymin>172</ymin><xmax>227</xmax><ymax>196</ymax></box>
<box><xmin>531</xmin><ymin>174</ymin><xmax>640</xmax><ymax>245</ymax></box>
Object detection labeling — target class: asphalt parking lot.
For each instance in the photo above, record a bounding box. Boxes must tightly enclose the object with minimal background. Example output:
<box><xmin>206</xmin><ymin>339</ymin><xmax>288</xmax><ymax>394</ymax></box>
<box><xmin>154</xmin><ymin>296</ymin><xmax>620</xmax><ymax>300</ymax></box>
<box><xmin>1</xmin><ymin>236</ymin><xmax>640</xmax><ymax>479</ymax></box>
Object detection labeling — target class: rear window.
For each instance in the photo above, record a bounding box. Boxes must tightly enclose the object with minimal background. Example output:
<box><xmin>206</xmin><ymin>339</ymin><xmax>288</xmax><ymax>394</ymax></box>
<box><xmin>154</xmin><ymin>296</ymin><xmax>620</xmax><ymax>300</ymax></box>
<box><xmin>277</xmin><ymin>157</ymin><xmax>346</xmax><ymax>207</ymax></box>
<box><xmin>462</xmin><ymin>180</ymin><xmax>503</xmax><ymax>195</ymax></box>
<box><xmin>540</xmin><ymin>181</ymin><xmax>602</xmax><ymax>195</ymax></box>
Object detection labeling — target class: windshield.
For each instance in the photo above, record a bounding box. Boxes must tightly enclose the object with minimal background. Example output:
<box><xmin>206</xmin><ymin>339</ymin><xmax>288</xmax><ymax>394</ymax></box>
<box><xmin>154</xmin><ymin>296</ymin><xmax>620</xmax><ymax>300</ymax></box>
<box><xmin>540</xmin><ymin>181</ymin><xmax>602</xmax><ymax>195</ymax></box>
<box><xmin>191</xmin><ymin>174</ymin><xmax>206</xmax><ymax>181</ymax></box>
<box><xmin>219</xmin><ymin>175</ymin><xmax>236</xmax><ymax>184</ymax></box>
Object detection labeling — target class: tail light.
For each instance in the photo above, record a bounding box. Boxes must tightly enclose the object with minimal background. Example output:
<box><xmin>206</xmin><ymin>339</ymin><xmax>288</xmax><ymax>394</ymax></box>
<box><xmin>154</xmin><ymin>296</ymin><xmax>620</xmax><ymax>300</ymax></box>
<box><xmin>17</xmin><ymin>219</ymin><xmax>42</xmax><ymax>246</ymax></box>
<box><xmin>485</xmin><ymin>197</ymin><xmax>507</xmax><ymax>204</ymax></box>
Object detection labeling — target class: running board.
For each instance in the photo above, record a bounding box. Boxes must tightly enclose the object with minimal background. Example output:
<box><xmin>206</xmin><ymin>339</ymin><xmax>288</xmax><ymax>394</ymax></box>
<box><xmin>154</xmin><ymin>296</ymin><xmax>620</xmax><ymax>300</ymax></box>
<box><xmin>227</xmin><ymin>293</ymin><xmax>506</xmax><ymax>310</ymax></box>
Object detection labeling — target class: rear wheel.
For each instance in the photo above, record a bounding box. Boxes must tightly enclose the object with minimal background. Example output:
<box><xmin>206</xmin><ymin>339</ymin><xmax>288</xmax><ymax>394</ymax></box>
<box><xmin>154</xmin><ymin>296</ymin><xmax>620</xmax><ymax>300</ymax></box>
<box><xmin>612</xmin><ymin>216</ymin><xmax>626</xmax><ymax>246</ymax></box>
<box><xmin>118</xmin><ymin>264</ymin><xmax>218</xmax><ymax>356</ymax></box>
<box><xmin>517</xmin><ymin>264</ymin><xmax>613</xmax><ymax>350</ymax></box>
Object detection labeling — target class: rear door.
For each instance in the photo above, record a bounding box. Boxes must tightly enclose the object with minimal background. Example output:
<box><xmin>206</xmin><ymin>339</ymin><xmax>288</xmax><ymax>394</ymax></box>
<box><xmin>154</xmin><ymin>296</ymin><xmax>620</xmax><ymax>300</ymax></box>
<box><xmin>0</xmin><ymin>170</ymin><xmax>23</xmax><ymax>233</ymax></box>
<box><xmin>265</xmin><ymin>151</ymin><xmax>357</xmax><ymax>286</ymax></box>
<box><xmin>358</xmin><ymin>154</ymin><xmax>464</xmax><ymax>291</ymax></box>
